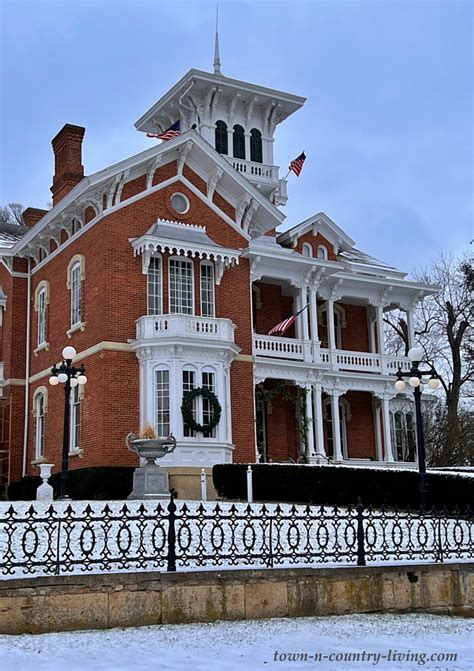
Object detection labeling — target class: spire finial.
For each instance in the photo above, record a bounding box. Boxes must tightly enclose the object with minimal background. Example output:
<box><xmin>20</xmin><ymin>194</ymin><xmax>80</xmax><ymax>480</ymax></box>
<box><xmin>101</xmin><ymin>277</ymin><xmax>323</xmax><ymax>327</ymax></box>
<box><xmin>213</xmin><ymin>4</ymin><xmax>221</xmax><ymax>75</ymax></box>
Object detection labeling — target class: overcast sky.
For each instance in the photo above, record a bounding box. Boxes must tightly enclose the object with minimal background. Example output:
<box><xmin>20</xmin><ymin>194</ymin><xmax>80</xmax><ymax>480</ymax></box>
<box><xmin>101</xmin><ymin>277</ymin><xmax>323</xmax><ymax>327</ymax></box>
<box><xmin>0</xmin><ymin>0</ymin><xmax>472</xmax><ymax>274</ymax></box>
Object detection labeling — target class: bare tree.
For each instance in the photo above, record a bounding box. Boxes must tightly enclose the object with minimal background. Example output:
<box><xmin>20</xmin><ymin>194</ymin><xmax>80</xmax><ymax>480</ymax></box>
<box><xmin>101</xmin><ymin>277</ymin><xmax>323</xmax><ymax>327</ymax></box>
<box><xmin>0</xmin><ymin>203</ymin><xmax>24</xmax><ymax>226</ymax></box>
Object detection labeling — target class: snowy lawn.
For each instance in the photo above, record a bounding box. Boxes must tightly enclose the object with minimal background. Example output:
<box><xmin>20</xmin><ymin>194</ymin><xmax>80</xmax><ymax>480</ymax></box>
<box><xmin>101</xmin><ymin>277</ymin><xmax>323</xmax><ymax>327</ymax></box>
<box><xmin>0</xmin><ymin>613</ymin><xmax>472</xmax><ymax>671</ymax></box>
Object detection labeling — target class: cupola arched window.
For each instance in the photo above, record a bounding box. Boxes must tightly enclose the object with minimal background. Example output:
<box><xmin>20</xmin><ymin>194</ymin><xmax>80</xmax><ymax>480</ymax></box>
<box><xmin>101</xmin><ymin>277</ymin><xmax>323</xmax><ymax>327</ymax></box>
<box><xmin>215</xmin><ymin>121</ymin><xmax>228</xmax><ymax>155</ymax></box>
<box><xmin>232</xmin><ymin>125</ymin><xmax>245</xmax><ymax>160</ymax></box>
<box><xmin>250</xmin><ymin>129</ymin><xmax>263</xmax><ymax>163</ymax></box>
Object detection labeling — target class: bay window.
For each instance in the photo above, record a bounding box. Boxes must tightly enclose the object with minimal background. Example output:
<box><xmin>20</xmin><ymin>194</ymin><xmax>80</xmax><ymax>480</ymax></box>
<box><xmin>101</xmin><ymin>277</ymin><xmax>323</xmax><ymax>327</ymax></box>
<box><xmin>200</xmin><ymin>262</ymin><xmax>215</xmax><ymax>317</ymax></box>
<box><xmin>169</xmin><ymin>258</ymin><xmax>194</xmax><ymax>314</ymax></box>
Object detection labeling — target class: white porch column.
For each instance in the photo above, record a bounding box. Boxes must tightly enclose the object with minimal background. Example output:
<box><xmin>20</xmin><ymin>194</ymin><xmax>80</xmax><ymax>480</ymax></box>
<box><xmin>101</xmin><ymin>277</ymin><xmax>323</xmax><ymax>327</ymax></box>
<box><xmin>244</xmin><ymin>133</ymin><xmax>251</xmax><ymax>161</ymax></box>
<box><xmin>376</xmin><ymin>305</ymin><xmax>385</xmax><ymax>355</ymax></box>
<box><xmin>309</xmin><ymin>285</ymin><xmax>319</xmax><ymax>342</ymax></box>
<box><xmin>381</xmin><ymin>394</ymin><xmax>394</xmax><ymax>463</ymax></box>
<box><xmin>312</xmin><ymin>383</ymin><xmax>326</xmax><ymax>463</ymax></box>
<box><xmin>372</xmin><ymin>397</ymin><xmax>383</xmax><ymax>462</ymax></box>
<box><xmin>300</xmin><ymin>286</ymin><xmax>309</xmax><ymax>342</ymax></box>
<box><xmin>294</xmin><ymin>290</ymin><xmax>302</xmax><ymax>339</ymax></box>
<box><xmin>329</xmin><ymin>390</ymin><xmax>343</xmax><ymax>462</ymax></box>
<box><xmin>327</xmin><ymin>299</ymin><xmax>336</xmax><ymax>351</ymax></box>
<box><xmin>304</xmin><ymin>384</ymin><xmax>315</xmax><ymax>461</ymax></box>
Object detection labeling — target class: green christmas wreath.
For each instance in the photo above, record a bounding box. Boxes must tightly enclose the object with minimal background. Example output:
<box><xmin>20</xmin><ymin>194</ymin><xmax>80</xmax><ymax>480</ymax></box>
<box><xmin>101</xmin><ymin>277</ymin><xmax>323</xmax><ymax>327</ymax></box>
<box><xmin>181</xmin><ymin>387</ymin><xmax>222</xmax><ymax>433</ymax></box>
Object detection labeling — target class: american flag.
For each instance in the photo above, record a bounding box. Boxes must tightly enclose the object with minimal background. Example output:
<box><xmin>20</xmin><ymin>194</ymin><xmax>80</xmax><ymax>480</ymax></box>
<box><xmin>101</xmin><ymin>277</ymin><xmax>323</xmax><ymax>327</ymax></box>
<box><xmin>268</xmin><ymin>305</ymin><xmax>308</xmax><ymax>336</ymax></box>
<box><xmin>289</xmin><ymin>151</ymin><xmax>306</xmax><ymax>177</ymax></box>
<box><xmin>146</xmin><ymin>120</ymin><xmax>181</xmax><ymax>141</ymax></box>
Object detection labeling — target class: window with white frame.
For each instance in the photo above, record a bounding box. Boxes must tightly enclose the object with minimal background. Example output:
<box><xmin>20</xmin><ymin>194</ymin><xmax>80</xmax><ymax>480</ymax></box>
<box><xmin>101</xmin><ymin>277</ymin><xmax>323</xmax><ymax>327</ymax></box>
<box><xmin>391</xmin><ymin>410</ymin><xmax>416</xmax><ymax>462</ymax></box>
<box><xmin>147</xmin><ymin>256</ymin><xmax>162</xmax><ymax>315</ymax></box>
<box><xmin>182</xmin><ymin>368</ymin><xmax>197</xmax><ymax>437</ymax></box>
<box><xmin>70</xmin><ymin>261</ymin><xmax>82</xmax><ymax>326</ymax></box>
<box><xmin>35</xmin><ymin>392</ymin><xmax>45</xmax><ymax>459</ymax></box>
<box><xmin>200</xmin><ymin>262</ymin><xmax>215</xmax><ymax>317</ymax></box>
<box><xmin>155</xmin><ymin>368</ymin><xmax>170</xmax><ymax>436</ymax></box>
<box><xmin>70</xmin><ymin>385</ymin><xmax>81</xmax><ymax>452</ymax></box>
<box><xmin>169</xmin><ymin>258</ymin><xmax>193</xmax><ymax>314</ymax></box>
<box><xmin>317</xmin><ymin>245</ymin><xmax>328</xmax><ymax>260</ymax></box>
<box><xmin>182</xmin><ymin>367</ymin><xmax>217</xmax><ymax>439</ymax></box>
<box><xmin>35</xmin><ymin>282</ymin><xmax>49</xmax><ymax>348</ymax></box>
<box><xmin>202</xmin><ymin>369</ymin><xmax>216</xmax><ymax>438</ymax></box>
<box><xmin>302</xmin><ymin>242</ymin><xmax>313</xmax><ymax>258</ymax></box>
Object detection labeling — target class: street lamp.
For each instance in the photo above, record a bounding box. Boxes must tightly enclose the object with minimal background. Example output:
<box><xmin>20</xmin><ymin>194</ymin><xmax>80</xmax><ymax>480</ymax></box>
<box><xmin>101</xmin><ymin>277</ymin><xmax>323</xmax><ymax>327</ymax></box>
<box><xmin>393</xmin><ymin>345</ymin><xmax>442</xmax><ymax>512</ymax></box>
<box><xmin>49</xmin><ymin>346</ymin><xmax>87</xmax><ymax>499</ymax></box>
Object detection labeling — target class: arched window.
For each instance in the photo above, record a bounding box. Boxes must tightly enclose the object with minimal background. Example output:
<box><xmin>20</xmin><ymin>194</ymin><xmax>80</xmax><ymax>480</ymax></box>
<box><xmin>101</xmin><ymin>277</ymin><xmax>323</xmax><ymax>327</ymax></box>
<box><xmin>155</xmin><ymin>367</ymin><xmax>170</xmax><ymax>437</ymax></box>
<box><xmin>71</xmin><ymin>218</ymin><xmax>82</xmax><ymax>235</ymax></box>
<box><xmin>317</xmin><ymin>245</ymin><xmax>328</xmax><ymax>260</ymax></box>
<box><xmin>67</xmin><ymin>255</ymin><xmax>85</xmax><ymax>330</ymax></box>
<box><xmin>232</xmin><ymin>124</ymin><xmax>245</xmax><ymax>159</ymax></box>
<box><xmin>200</xmin><ymin>261</ymin><xmax>215</xmax><ymax>317</ymax></box>
<box><xmin>147</xmin><ymin>256</ymin><xmax>162</xmax><ymax>315</ymax></box>
<box><xmin>215</xmin><ymin>120</ymin><xmax>228</xmax><ymax>155</ymax></box>
<box><xmin>302</xmin><ymin>242</ymin><xmax>313</xmax><ymax>258</ymax></box>
<box><xmin>34</xmin><ymin>280</ymin><xmax>50</xmax><ymax>349</ymax></box>
<box><xmin>250</xmin><ymin>128</ymin><xmax>263</xmax><ymax>163</ymax></box>
<box><xmin>169</xmin><ymin>257</ymin><xmax>194</xmax><ymax>315</ymax></box>
<box><xmin>32</xmin><ymin>388</ymin><xmax>48</xmax><ymax>460</ymax></box>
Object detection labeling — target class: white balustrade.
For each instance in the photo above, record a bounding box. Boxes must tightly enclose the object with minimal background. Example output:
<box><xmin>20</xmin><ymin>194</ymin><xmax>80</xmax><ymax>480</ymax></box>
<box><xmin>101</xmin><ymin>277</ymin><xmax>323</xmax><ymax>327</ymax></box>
<box><xmin>254</xmin><ymin>335</ymin><xmax>411</xmax><ymax>374</ymax></box>
<box><xmin>227</xmin><ymin>157</ymin><xmax>279</xmax><ymax>182</ymax></box>
<box><xmin>136</xmin><ymin>314</ymin><xmax>236</xmax><ymax>343</ymax></box>
<box><xmin>253</xmin><ymin>335</ymin><xmax>305</xmax><ymax>360</ymax></box>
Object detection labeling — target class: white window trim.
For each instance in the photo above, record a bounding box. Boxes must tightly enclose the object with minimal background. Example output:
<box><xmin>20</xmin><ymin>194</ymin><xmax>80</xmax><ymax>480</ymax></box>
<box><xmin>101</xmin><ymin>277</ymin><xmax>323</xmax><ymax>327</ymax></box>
<box><xmin>147</xmin><ymin>254</ymin><xmax>163</xmax><ymax>316</ymax></box>
<box><xmin>67</xmin><ymin>254</ymin><xmax>85</xmax><ymax>333</ymax></box>
<box><xmin>200</xmin><ymin>260</ymin><xmax>215</xmax><ymax>318</ymax></box>
<box><xmin>69</xmin><ymin>385</ymin><xmax>83</xmax><ymax>457</ymax></box>
<box><xmin>322</xmin><ymin>396</ymin><xmax>351</xmax><ymax>459</ymax></box>
<box><xmin>168</xmin><ymin>256</ymin><xmax>195</xmax><ymax>315</ymax></box>
<box><xmin>154</xmin><ymin>365</ymin><xmax>171</xmax><ymax>437</ymax></box>
<box><xmin>170</xmin><ymin>192</ymin><xmax>190</xmax><ymax>215</ymax></box>
<box><xmin>31</xmin><ymin>386</ymin><xmax>48</xmax><ymax>464</ymax></box>
<box><xmin>317</xmin><ymin>244</ymin><xmax>328</xmax><ymax>260</ymax></box>
<box><xmin>34</xmin><ymin>280</ymin><xmax>50</xmax><ymax>352</ymax></box>
<box><xmin>181</xmin><ymin>365</ymin><xmax>218</xmax><ymax>442</ymax></box>
<box><xmin>318</xmin><ymin>302</ymin><xmax>347</xmax><ymax>349</ymax></box>
<box><xmin>302</xmin><ymin>242</ymin><xmax>313</xmax><ymax>258</ymax></box>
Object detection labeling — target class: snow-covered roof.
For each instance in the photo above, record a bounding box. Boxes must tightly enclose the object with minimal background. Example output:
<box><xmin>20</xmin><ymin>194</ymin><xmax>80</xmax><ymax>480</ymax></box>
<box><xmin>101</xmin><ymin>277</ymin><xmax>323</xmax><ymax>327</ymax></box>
<box><xmin>0</xmin><ymin>223</ymin><xmax>29</xmax><ymax>250</ymax></box>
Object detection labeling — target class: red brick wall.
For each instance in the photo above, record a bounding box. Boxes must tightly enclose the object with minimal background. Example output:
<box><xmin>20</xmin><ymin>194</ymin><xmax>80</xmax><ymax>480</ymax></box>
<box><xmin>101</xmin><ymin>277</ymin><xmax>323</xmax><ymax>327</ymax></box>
<box><xmin>262</xmin><ymin>382</ymin><xmax>300</xmax><ymax>463</ymax></box>
<box><xmin>319</xmin><ymin>303</ymin><xmax>370</xmax><ymax>352</ymax></box>
<box><xmin>345</xmin><ymin>391</ymin><xmax>376</xmax><ymax>459</ymax></box>
<box><xmin>294</xmin><ymin>230</ymin><xmax>337</xmax><ymax>261</ymax></box>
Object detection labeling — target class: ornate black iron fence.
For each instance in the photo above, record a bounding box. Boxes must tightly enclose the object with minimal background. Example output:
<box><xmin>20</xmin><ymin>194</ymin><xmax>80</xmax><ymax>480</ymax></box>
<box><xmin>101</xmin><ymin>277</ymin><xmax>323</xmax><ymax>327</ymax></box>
<box><xmin>0</xmin><ymin>496</ymin><xmax>472</xmax><ymax>579</ymax></box>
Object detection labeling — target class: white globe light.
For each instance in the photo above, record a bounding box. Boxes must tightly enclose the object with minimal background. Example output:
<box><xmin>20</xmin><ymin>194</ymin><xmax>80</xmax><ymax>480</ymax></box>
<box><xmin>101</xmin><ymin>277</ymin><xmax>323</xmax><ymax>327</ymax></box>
<box><xmin>70</xmin><ymin>378</ymin><xmax>78</xmax><ymax>388</ymax></box>
<box><xmin>57</xmin><ymin>372</ymin><xmax>68</xmax><ymax>383</ymax></box>
<box><xmin>407</xmin><ymin>346</ymin><xmax>424</xmax><ymax>363</ymax></box>
<box><xmin>408</xmin><ymin>376</ymin><xmax>421</xmax><ymax>387</ymax></box>
<box><xmin>428</xmin><ymin>378</ymin><xmax>441</xmax><ymax>390</ymax></box>
<box><xmin>77</xmin><ymin>375</ymin><xmax>87</xmax><ymax>385</ymax></box>
<box><xmin>49</xmin><ymin>376</ymin><xmax>59</xmax><ymax>386</ymax></box>
<box><xmin>394</xmin><ymin>379</ymin><xmax>406</xmax><ymax>391</ymax></box>
<box><xmin>62</xmin><ymin>346</ymin><xmax>76</xmax><ymax>360</ymax></box>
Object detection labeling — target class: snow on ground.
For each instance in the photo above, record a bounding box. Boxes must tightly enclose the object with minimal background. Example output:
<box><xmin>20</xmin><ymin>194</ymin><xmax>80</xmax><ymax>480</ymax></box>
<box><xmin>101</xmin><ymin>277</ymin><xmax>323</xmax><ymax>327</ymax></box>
<box><xmin>0</xmin><ymin>613</ymin><xmax>472</xmax><ymax>671</ymax></box>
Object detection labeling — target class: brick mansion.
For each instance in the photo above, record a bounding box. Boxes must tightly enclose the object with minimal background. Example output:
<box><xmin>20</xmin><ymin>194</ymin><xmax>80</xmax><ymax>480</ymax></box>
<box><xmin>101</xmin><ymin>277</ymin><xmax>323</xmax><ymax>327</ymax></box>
<box><xmin>0</xmin><ymin>51</ymin><xmax>436</xmax><ymax>488</ymax></box>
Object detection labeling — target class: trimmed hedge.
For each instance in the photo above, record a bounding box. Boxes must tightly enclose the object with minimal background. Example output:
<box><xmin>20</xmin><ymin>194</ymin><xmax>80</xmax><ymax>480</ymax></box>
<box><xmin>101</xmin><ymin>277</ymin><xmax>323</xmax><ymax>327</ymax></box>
<box><xmin>212</xmin><ymin>464</ymin><xmax>474</xmax><ymax>510</ymax></box>
<box><xmin>8</xmin><ymin>467</ymin><xmax>134</xmax><ymax>501</ymax></box>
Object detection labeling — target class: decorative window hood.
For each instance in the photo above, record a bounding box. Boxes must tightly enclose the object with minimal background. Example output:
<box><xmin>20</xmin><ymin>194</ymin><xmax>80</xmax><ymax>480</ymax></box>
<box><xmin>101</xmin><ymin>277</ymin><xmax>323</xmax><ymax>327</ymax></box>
<box><xmin>130</xmin><ymin>219</ymin><xmax>241</xmax><ymax>284</ymax></box>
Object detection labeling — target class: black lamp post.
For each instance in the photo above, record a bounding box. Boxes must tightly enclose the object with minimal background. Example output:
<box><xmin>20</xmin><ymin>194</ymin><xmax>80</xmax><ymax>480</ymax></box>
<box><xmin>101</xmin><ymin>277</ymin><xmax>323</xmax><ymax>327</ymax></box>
<box><xmin>49</xmin><ymin>346</ymin><xmax>87</xmax><ymax>499</ymax></box>
<box><xmin>394</xmin><ymin>345</ymin><xmax>442</xmax><ymax>512</ymax></box>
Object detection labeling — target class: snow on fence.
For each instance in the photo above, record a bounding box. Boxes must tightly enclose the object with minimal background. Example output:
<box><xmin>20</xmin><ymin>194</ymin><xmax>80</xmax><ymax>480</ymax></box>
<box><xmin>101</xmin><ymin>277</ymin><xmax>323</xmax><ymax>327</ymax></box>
<box><xmin>0</xmin><ymin>496</ymin><xmax>472</xmax><ymax>580</ymax></box>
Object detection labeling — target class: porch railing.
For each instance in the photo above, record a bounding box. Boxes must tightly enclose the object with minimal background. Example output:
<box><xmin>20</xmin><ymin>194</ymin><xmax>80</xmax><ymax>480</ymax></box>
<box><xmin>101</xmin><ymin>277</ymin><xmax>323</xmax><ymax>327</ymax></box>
<box><xmin>253</xmin><ymin>334</ymin><xmax>411</xmax><ymax>374</ymax></box>
<box><xmin>226</xmin><ymin>157</ymin><xmax>279</xmax><ymax>182</ymax></box>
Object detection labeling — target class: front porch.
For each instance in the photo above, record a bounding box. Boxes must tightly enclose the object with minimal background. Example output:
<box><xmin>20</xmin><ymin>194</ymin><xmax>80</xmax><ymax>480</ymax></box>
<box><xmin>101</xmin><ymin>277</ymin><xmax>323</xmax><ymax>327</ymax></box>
<box><xmin>255</xmin><ymin>378</ymin><xmax>418</xmax><ymax>468</ymax></box>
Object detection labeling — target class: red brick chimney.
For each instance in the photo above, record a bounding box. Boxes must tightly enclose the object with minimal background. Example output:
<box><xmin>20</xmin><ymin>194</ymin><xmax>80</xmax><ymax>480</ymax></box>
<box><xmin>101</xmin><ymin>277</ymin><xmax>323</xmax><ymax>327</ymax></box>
<box><xmin>50</xmin><ymin>124</ymin><xmax>85</xmax><ymax>205</ymax></box>
<box><xmin>22</xmin><ymin>207</ymin><xmax>48</xmax><ymax>228</ymax></box>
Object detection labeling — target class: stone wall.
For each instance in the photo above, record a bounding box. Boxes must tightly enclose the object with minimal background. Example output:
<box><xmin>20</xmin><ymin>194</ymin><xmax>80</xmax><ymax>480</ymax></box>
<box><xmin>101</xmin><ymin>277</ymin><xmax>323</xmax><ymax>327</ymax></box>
<box><xmin>0</xmin><ymin>563</ymin><xmax>472</xmax><ymax>635</ymax></box>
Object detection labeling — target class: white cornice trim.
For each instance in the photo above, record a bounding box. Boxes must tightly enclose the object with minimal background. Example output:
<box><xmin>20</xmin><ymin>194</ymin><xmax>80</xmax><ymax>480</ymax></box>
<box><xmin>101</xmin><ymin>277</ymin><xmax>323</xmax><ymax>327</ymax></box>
<box><xmin>278</xmin><ymin>212</ymin><xmax>355</xmax><ymax>251</ymax></box>
<box><xmin>13</xmin><ymin>130</ymin><xmax>282</xmax><ymax>260</ymax></box>
<box><xmin>29</xmin><ymin>341</ymin><xmax>134</xmax><ymax>383</ymax></box>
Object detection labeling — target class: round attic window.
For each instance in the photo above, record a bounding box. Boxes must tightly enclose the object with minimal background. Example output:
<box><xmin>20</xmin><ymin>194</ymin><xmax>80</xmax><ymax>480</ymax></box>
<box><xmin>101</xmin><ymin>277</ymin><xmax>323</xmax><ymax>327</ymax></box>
<box><xmin>170</xmin><ymin>193</ymin><xmax>190</xmax><ymax>214</ymax></box>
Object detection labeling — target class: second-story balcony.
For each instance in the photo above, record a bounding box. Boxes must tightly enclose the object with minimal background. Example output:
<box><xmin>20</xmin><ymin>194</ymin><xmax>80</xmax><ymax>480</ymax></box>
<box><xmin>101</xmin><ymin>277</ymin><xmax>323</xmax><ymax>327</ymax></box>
<box><xmin>135</xmin><ymin>314</ymin><xmax>236</xmax><ymax>345</ymax></box>
<box><xmin>226</xmin><ymin>157</ymin><xmax>288</xmax><ymax>205</ymax></box>
<box><xmin>253</xmin><ymin>334</ymin><xmax>411</xmax><ymax>375</ymax></box>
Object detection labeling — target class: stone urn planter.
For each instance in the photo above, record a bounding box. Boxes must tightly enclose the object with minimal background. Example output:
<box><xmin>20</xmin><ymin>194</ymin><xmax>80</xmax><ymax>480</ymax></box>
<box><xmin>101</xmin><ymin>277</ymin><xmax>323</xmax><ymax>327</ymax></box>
<box><xmin>126</xmin><ymin>432</ymin><xmax>176</xmax><ymax>500</ymax></box>
<box><xmin>36</xmin><ymin>463</ymin><xmax>54</xmax><ymax>501</ymax></box>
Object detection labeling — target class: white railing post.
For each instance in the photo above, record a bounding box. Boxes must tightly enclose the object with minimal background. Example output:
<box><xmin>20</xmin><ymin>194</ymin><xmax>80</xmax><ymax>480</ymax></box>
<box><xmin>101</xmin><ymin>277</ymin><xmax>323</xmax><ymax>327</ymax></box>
<box><xmin>246</xmin><ymin>464</ymin><xmax>253</xmax><ymax>504</ymax></box>
<box><xmin>200</xmin><ymin>468</ymin><xmax>207</xmax><ymax>502</ymax></box>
